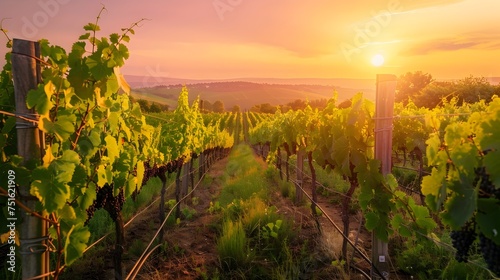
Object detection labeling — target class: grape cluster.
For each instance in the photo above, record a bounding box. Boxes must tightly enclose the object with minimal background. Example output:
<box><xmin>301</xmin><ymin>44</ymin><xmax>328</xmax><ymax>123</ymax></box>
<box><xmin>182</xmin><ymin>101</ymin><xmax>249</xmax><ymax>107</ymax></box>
<box><xmin>85</xmin><ymin>184</ymin><xmax>111</xmax><ymax>225</ymax></box>
<box><xmin>479</xmin><ymin>234</ymin><xmax>500</xmax><ymax>275</ymax></box>
<box><xmin>113</xmin><ymin>188</ymin><xmax>125</xmax><ymax>218</ymax></box>
<box><xmin>141</xmin><ymin>161</ymin><xmax>156</xmax><ymax>186</ymax></box>
<box><xmin>141</xmin><ymin>161</ymin><xmax>174</xmax><ymax>186</ymax></box>
<box><xmin>84</xmin><ymin>184</ymin><xmax>125</xmax><ymax>224</ymax></box>
<box><xmin>450</xmin><ymin>220</ymin><xmax>477</xmax><ymax>262</ymax></box>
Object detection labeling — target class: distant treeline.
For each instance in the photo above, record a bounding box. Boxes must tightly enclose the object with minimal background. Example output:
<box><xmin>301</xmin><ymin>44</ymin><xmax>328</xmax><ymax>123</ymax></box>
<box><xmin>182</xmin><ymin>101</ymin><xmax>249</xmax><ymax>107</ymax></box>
<box><xmin>130</xmin><ymin>96</ymin><xmax>170</xmax><ymax>113</ymax></box>
<box><xmin>131</xmin><ymin>72</ymin><xmax>500</xmax><ymax>113</ymax></box>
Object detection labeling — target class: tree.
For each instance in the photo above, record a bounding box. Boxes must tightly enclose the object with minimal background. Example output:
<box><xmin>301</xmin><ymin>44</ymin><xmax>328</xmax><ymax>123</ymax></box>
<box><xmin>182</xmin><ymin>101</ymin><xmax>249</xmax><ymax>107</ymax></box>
<box><xmin>454</xmin><ymin>75</ymin><xmax>497</xmax><ymax>104</ymax></box>
<box><xmin>260</xmin><ymin>103</ymin><xmax>277</xmax><ymax>114</ymax></box>
<box><xmin>136</xmin><ymin>99</ymin><xmax>150</xmax><ymax>112</ymax></box>
<box><xmin>309</xmin><ymin>99</ymin><xmax>328</xmax><ymax>110</ymax></box>
<box><xmin>149</xmin><ymin>102</ymin><xmax>162</xmax><ymax>113</ymax></box>
<box><xmin>287</xmin><ymin>99</ymin><xmax>307</xmax><ymax>111</ymax></box>
<box><xmin>231</xmin><ymin>105</ymin><xmax>241</xmax><ymax>113</ymax></box>
<box><xmin>200</xmin><ymin>100</ymin><xmax>213</xmax><ymax>112</ymax></box>
<box><xmin>338</xmin><ymin>98</ymin><xmax>352</xmax><ymax>109</ymax></box>
<box><xmin>414</xmin><ymin>75</ymin><xmax>498</xmax><ymax>108</ymax></box>
<box><xmin>396</xmin><ymin>71</ymin><xmax>433</xmax><ymax>104</ymax></box>
<box><xmin>250</xmin><ymin>103</ymin><xmax>277</xmax><ymax>113</ymax></box>
<box><xmin>213</xmin><ymin>100</ymin><xmax>225</xmax><ymax>113</ymax></box>
<box><xmin>415</xmin><ymin>81</ymin><xmax>453</xmax><ymax>108</ymax></box>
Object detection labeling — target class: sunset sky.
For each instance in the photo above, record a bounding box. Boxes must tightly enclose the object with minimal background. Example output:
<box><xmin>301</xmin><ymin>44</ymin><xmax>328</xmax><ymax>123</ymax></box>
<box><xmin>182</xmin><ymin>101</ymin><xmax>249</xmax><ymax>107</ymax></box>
<box><xmin>1</xmin><ymin>0</ymin><xmax>499</xmax><ymax>81</ymax></box>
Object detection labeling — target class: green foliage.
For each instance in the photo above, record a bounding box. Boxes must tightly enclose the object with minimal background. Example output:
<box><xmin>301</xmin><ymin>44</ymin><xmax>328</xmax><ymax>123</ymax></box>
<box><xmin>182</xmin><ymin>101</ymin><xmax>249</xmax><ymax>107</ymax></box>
<box><xmin>395</xmin><ymin>238</ymin><xmax>449</xmax><ymax>279</ymax></box>
<box><xmin>217</xmin><ymin>145</ymin><xmax>267</xmax><ymax>206</ymax></box>
<box><xmin>250</xmin><ymin>92</ymin><xmax>437</xmax><ymax>243</ymax></box>
<box><xmin>279</xmin><ymin>180</ymin><xmax>294</xmax><ymax>198</ymax></box>
<box><xmin>128</xmin><ymin>239</ymin><xmax>145</xmax><ymax>257</ymax></box>
<box><xmin>2</xmin><ymin>18</ymin><xmax>153</xmax><ymax>267</ymax></box>
<box><xmin>208</xmin><ymin>201</ymin><xmax>223</xmax><ymax>214</ymax></box>
<box><xmin>262</xmin><ymin>219</ymin><xmax>282</xmax><ymax>240</ymax></box>
<box><xmin>0</xmin><ymin>14</ymin><xmax>235</xmax><ymax>272</ymax></box>
<box><xmin>272</xmin><ymin>242</ymin><xmax>301</xmax><ymax>280</ymax></box>
<box><xmin>181</xmin><ymin>206</ymin><xmax>197</xmax><ymax>220</ymax></box>
<box><xmin>165</xmin><ymin>199</ymin><xmax>176</xmax><ymax>210</ymax></box>
<box><xmin>422</xmin><ymin>97</ymin><xmax>500</xmax><ymax>244</ymax></box>
<box><xmin>217</xmin><ymin>219</ymin><xmax>249</xmax><ymax>270</ymax></box>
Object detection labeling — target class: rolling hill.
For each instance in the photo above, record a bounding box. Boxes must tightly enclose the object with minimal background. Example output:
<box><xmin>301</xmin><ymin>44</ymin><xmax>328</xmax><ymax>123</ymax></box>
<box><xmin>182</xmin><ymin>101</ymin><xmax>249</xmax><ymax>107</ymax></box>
<box><xmin>126</xmin><ymin>76</ymin><xmax>376</xmax><ymax>110</ymax></box>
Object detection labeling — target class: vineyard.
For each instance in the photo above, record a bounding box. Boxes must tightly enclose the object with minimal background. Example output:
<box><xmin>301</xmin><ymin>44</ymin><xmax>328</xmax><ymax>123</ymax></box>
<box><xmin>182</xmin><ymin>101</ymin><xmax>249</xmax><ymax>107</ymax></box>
<box><xmin>0</xmin><ymin>18</ymin><xmax>500</xmax><ymax>280</ymax></box>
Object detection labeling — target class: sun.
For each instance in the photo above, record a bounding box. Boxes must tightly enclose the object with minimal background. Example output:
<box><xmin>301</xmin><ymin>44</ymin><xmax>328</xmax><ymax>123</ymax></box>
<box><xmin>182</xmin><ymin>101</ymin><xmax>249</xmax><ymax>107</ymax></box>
<box><xmin>371</xmin><ymin>54</ymin><xmax>385</xmax><ymax>67</ymax></box>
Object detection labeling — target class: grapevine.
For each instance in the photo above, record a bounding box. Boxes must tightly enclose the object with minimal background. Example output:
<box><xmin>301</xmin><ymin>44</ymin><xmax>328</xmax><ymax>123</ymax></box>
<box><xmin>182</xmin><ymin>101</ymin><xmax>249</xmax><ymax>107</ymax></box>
<box><xmin>0</xmin><ymin>9</ymin><xmax>235</xmax><ymax>278</ymax></box>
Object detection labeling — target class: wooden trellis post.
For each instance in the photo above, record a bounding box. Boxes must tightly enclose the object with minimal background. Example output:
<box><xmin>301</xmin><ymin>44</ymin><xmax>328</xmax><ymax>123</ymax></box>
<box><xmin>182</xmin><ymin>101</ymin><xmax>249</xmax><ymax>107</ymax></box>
<box><xmin>295</xmin><ymin>149</ymin><xmax>304</xmax><ymax>203</ymax></box>
<box><xmin>12</xmin><ymin>39</ymin><xmax>49</xmax><ymax>280</ymax></box>
<box><xmin>372</xmin><ymin>74</ymin><xmax>397</xmax><ymax>279</ymax></box>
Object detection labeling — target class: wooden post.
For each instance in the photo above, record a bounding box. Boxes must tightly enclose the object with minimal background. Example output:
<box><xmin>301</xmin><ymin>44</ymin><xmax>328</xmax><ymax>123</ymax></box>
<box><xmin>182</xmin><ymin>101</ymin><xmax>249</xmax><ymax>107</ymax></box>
<box><xmin>372</xmin><ymin>74</ymin><xmax>397</xmax><ymax>279</ymax></box>
<box><xmin>295</xmin><ymin>149</ymin><xmax>304</xmax><ymax>204</ymax></box>
<box><xmin>199</xmin><ymin>152</ymin><xmax>205</xmax><ymax>181</ymax></box>
<box><xmin>182</xmin><ymin>161</ymin><xmax>190</xmax><ymax>200</ymax></box>
<box><xmin>158</xmin><ymin>172</ymin><xmax>167</xmax><ymax>242</ymax></box>
<box><xmin>11</xmin><ymin>39</ymin><xmax>49</xmax><ymax>279</ymax></box>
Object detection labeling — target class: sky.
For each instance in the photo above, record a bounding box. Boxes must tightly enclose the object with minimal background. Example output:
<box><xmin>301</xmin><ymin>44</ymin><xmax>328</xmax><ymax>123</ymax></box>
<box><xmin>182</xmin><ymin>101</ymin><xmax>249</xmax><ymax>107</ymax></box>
<box><xmin>0</xmin><ymin>0</ymin><xmax>499</xmax><ymax>81</ymax></box>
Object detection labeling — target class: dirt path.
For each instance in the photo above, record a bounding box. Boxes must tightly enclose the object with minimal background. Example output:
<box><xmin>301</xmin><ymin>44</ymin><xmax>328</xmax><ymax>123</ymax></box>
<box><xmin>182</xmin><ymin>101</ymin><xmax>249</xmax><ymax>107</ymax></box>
<box><xmin>128</xmin><ymin>150</ymin><xmax>379</xmax><ymax>279</ymax></box>
<box><xmin>126</xmin><ymin>156</ymin><xmax>230</xmax><ymax>279</ymax></box>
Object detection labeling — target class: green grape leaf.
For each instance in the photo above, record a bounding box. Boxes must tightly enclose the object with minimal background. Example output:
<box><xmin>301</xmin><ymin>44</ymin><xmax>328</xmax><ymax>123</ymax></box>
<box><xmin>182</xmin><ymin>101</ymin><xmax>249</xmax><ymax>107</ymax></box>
<box><xmin>78</xmin><ymin>182</ymin><xmax>96</xmax><ymax>215</ymax></box>
<box><xmin>88</xmin><ymin>128</ymin><xmax>102</xmax><ymax>146</ymax></box>
<box><xmin>96</xmin><ymin>165</ymin><xmax>112</xmax><ymax>187</ymax></box>
<box><xmin>125</xmin><ymin>177</ymin><xmax>136</xmax><ymax>198</ymax></box>
<box><xmin>480</xmin><ymin>116</ymin><xmax>500</xmax><ymax>152</ymax></box>
<box><xmin>78</xmin><ymin>33</ymin><xmax>90</xmax><ymax>40</ymax></box>
<box><xmin>385</xmin><ymin>174</ymin><xmax>398</xmax><ymax>192</ymax></box>
<box><xmin>136</xmin><ymin>160</ymin><xmax>145</xmax><ymax>189</ymax></box>
<box><xmin>130</xmin><ymin>103</ymin><xmax>142</xmax><ymax>119</ymax></box>
<box><xmin>39</xmin><ymin>114</ymin><xmax>76</xmax><ymax>142</ymax></box>
<box><xmin>391</xmin><ymin>213</ymin><xmax>412</xmax><ymax>237</ymax></box>
<box><xmin>85</xmin><ymin>55</ymin><xmax>109</xmax><ymax>81</ymax></box>
<box><xmin>64</xmin><ymin>224</ymin><xmax>90</xmax><ymax>266</ymax></box>
<box><xmin>409</xmin><ymin>199</ymin><xmax>436</xmax><ymax>232</ymax></box>
<box><xmin>421</xmin><ymin>167</ymin><xmax>447</xmax><ymax>211</ymax></box>
<box><xmin>331</xmin><ymin>136</ymin><xmax>350</xmax><ymax>176</ymax></box>
<box><xmin>108</xmin><ymin>112</ymin><xmax>119</xmax><ymax>132</ymax></box>
<box><xmin>69</xmin><ymin>164</ymin><xmax>88</xmax><ymax>194</ymax></box>
<box><xmin>374</xmin><ymin>223</ymin><xmax>390</xmax><ymax>242</ymax></box>
<box><xmin>83</xmin><ymin>23</ymin><xmax>100</xmax><ymax>32</ymax></box>
<box><xmin>68</xmin><ymin>42</ymin><xmax>86</xmax><ymax>66</ymax></box>
<box><xmin>483</xmin><ymin>151</ymin><xmax>500</xmax><ymax>187</ymax></box>
<box><xmin>364</xmin><ymin>211</ymin><xmax>379</xmax><ymax>231</ymax></box>
<box><xmin>1</xmin><ymin>116</ymin><xmax>16</xmax><ymax>133</ymax></box>
<box><xmin>109</xmin><ymin>33</ymin><xmax>119</xmax><ymax>44</ymax></box>
<box><xmin>440</xmin><ymin>183</ymin><xmax>476</xmax><ymax>229</ymax></box>
<box><xmin>476</xmin><ymin>198</ymin><xmax>500</xmax><ymax>245</ymax></box>
<box><xmin>31</xmin><ymin>167</ymin><xmax>70</xmax><ymax>212</ymax></box>
<box><xmin>425</xmin><ymin>133</ymin><xmax>442</xmax><ymax>166</ymax></box>
<box><xmin>105</xmin><ymin>73</ymin><xmax>119</xmax><ymax>94</ymax></box>
<box><xmin>59</xmin><ymin>204</ymin><xmax>76</xmax><ymax>220</ymax></box>
<box><xmin>104</xmin><ymin>135</ymin><xmax>119</xmax><ymax>165</ymax></box>
<box><xmin>26</xmin><ymin>84</ymin><xmax>53</xmax><ymax>116</ymax></box>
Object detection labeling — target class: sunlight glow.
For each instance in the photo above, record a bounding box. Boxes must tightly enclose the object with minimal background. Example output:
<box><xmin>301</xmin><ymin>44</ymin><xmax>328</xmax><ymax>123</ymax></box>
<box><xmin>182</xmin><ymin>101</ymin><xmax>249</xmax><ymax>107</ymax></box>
<box><xmin>371</xmin><ymin>54</ymin><xmax>385</xmax><ymax>67</ymax></box>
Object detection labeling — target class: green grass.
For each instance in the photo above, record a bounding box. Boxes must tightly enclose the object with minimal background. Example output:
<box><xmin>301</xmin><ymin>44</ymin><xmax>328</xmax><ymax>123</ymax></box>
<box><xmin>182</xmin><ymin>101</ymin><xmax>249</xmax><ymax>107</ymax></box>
<box><xmin>217</xmin><ymin>144</ymin><xmax>268</xmax><ymax>206</ymax></box>
<box><xmin>217</xmin><ymin>219</ymin><xmax>250</xmax><ymax>269</ymax></box>
<box><xmin>214</xmin><ymin>145</ymin><xmax>301</xmax><ymax>278</ymax></box>
<box><xmin>393</xmin><ymin>233</ymin><xmax>491</xmax><ymax>280</ymax></box>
